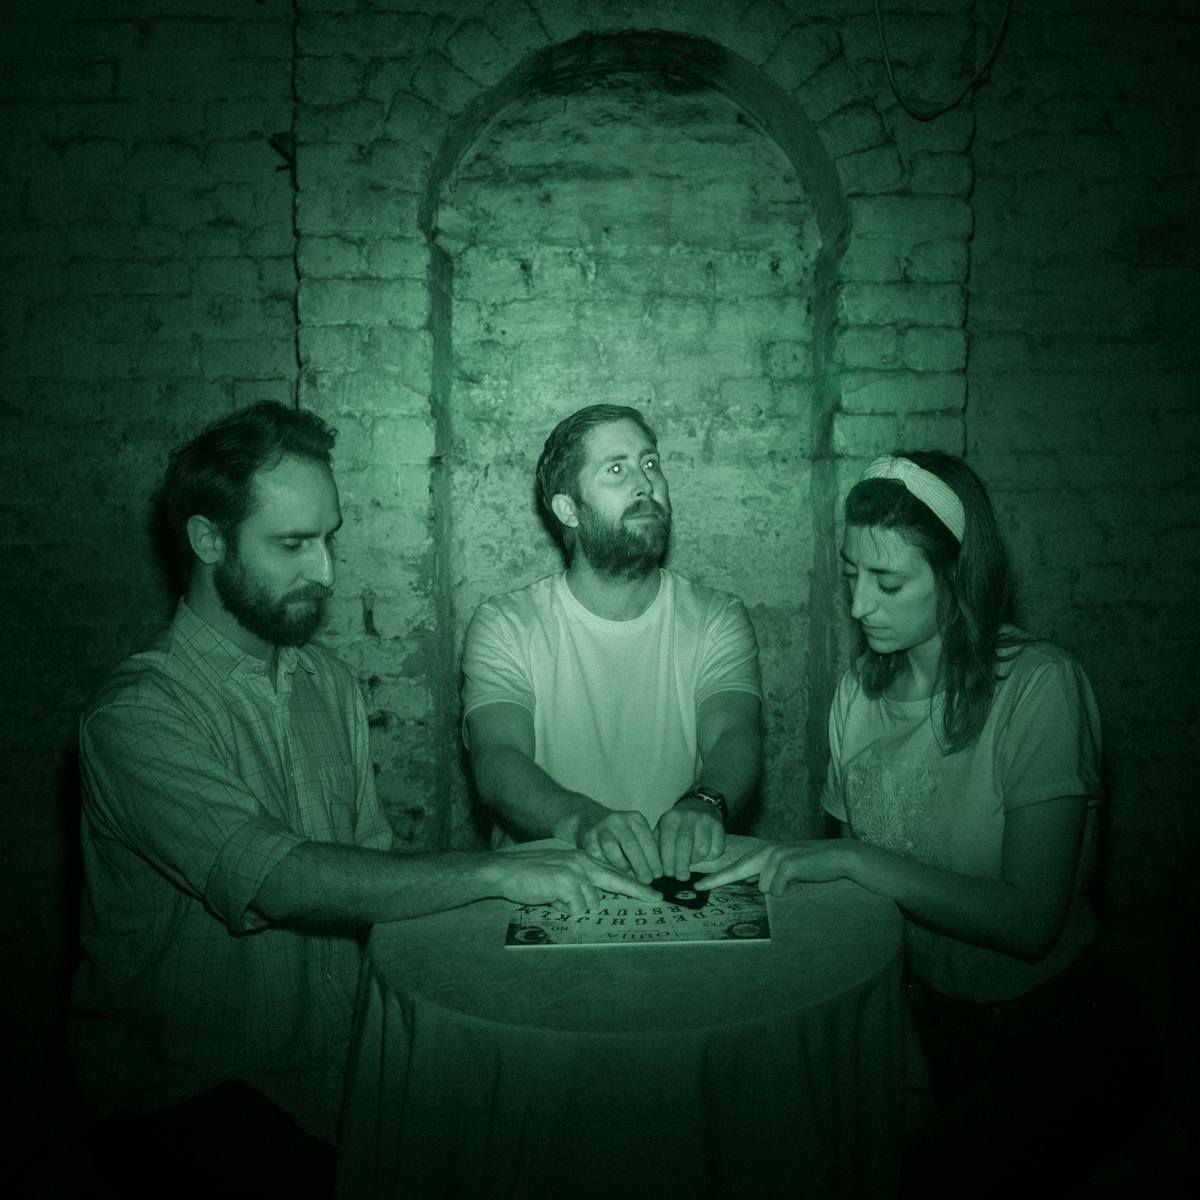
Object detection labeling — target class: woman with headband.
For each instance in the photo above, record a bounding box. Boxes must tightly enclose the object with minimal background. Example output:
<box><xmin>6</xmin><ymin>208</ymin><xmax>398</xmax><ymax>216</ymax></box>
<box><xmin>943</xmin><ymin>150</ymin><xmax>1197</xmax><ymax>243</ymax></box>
<box><xmin>699</xmin><ymin>450</ymin><xmax>1150</xmax><ymax>1192</ymax></box>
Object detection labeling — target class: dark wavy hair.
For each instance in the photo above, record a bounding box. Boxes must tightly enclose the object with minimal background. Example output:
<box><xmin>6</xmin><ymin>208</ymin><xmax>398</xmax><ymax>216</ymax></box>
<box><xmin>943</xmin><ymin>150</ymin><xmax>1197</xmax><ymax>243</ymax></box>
<box><xmin>162</xmin><ymin>401</ymin><xmax>336</xmax><ymax>564</ymax></box>
<box><xmin>535</xmin><ymin>404</ymin><xmax>657</xmax><ymax>551</ymax></box>
<box><xmin>845</xmin><ymin>450</ymin><xmax>1022</xmax><ymax>752</ymax></box>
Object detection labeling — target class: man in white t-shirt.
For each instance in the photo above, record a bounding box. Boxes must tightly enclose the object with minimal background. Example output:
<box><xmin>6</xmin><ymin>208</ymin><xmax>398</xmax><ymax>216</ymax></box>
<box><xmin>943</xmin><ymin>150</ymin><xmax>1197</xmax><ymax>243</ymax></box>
<box><xmin>462</xmin><ymin>404</ymin><xmax>763</xmax><ymax>884</ymax></box>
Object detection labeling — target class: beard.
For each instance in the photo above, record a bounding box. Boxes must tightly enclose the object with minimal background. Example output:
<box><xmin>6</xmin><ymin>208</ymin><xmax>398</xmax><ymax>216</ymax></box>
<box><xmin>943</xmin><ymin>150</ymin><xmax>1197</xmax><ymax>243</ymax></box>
<box><xmin>575</xmin><ymin>497</ymin><xmax>671</xmax><ymax>580</ymax></box>
<box><xmin>214</xmin><ymin>548</ymin><xmax>329</xmax><ymax>648</ymax></box>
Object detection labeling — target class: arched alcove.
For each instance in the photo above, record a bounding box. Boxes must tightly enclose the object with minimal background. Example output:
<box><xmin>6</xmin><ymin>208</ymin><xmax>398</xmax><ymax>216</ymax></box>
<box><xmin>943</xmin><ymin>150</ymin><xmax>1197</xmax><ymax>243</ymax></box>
<box><xmin>419</xmin><ymin>32</ymin><xmax>849</xmax><ymax>843</ymax></box>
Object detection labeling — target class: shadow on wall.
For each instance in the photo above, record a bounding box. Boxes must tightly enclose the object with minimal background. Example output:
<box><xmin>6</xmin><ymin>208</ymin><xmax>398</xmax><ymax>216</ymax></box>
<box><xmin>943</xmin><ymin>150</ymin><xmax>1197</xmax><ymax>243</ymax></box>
<box><xmin>148</xmin><ymin>483</ymin><xmax>187</xmax><ymax>605</ymax></box>
<box><xmin>56</xmin><ymin>747</ymin><xmax>84</xmax><ymax>978</ymax></box>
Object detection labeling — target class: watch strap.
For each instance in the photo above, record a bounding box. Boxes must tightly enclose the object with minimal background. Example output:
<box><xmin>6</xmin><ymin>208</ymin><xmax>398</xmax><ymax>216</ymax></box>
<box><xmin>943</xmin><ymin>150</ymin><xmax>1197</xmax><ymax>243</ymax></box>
<box><xmin>678</xmin><ymin>785</ymin><xmax>728</xmax><ymax>825</ymax></box>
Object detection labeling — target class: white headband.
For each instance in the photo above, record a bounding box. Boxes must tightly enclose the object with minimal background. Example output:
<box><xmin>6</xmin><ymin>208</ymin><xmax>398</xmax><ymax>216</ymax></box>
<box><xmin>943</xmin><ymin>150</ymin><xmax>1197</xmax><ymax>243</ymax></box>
<box><xmin>860</xmin><ymin>455</ymin><xmax>966</xmax><ymax>542</ymax></box>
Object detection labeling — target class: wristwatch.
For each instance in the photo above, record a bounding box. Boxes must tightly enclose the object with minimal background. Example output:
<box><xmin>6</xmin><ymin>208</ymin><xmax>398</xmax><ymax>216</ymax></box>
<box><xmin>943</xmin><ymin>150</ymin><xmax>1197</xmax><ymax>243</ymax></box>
<box><xmin>677</xmin><ymin>785</ymin><xmax>728</xmax><ymax>826</ymax></box>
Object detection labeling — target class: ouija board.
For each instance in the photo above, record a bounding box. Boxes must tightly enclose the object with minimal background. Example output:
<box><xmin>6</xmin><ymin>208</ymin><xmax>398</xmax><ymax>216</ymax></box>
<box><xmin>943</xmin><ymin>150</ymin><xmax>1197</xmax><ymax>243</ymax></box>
<box><xmin>504</xmin><ymin>879</ymin><xmax>770</xmax><ymax>948</ymax></box>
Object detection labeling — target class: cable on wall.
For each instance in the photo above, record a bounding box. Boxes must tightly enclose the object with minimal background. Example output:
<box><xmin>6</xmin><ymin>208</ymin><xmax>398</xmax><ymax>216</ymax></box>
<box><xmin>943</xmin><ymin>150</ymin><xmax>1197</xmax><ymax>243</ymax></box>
<box><xmin>874</xmin><ymin>0</ymin><xmax>1013</xmax><ymax>121</ymax></box>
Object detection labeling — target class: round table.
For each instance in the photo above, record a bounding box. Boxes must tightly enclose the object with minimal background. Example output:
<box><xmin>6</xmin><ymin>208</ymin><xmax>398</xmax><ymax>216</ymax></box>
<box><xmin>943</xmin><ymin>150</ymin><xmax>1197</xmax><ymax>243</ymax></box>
<box><xmin>335</xmin><ymin>837</ymin><xmax>905</xmax><ymax>1199</ymax></box>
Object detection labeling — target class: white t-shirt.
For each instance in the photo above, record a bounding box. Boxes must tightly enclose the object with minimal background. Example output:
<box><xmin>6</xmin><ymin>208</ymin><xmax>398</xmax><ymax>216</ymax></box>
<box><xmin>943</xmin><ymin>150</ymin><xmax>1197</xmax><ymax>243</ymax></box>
<box><xmin>462</xmin><ymin>569</ymin><xmax>762</xmax><ymax>844</ymax></box>
<box><xmin>822</xmin><ymin>634</ymin><xmax>1103</xmax><ymax>1003</ymax></box>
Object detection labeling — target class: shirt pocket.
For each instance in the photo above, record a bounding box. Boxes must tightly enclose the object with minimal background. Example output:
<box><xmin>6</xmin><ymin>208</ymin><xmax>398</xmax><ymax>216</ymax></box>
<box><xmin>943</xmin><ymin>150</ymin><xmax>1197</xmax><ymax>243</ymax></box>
<box><xmin>312</xmin><ymin>763</ymin><xmax>359</xmax><ymax>842</ymax></box>
<box><xmin>289</xmin><ymin>729</ymin><xmax>358</xmax><ymax>837</ymax></box>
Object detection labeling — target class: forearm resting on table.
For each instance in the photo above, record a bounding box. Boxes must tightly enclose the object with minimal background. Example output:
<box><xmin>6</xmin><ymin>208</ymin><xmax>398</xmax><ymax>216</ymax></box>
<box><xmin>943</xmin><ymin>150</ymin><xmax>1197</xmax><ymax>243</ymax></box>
<box><xmin>471</xmin><ymin>743</ymin><xmax>602</xmax><ymax>844</ymax></box>
<box><xmin>252</xmin><ymin>842</ymin><xmax>511</xmax><ymax>928</ymax></box>
<box><xmin>849</xmin><ymin>840</ymin><xmax>1074</xmax><ymax>963</ymax></box>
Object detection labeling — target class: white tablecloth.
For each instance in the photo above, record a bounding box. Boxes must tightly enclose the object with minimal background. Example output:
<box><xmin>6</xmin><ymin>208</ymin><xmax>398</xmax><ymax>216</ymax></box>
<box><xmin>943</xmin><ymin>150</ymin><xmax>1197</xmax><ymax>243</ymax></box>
<box><xmin>336</xmin><ymin>837</ymin><xmax>905</xmax><ymax>1198</ymax></box>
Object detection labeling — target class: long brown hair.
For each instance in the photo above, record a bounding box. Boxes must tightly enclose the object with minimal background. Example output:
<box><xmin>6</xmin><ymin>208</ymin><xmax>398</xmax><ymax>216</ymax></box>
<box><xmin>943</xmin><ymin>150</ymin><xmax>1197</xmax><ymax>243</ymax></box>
<box><xmin>845</xmin><ymin>451</ymin><xmax>1024</xmax><ymax>752</ymax></box>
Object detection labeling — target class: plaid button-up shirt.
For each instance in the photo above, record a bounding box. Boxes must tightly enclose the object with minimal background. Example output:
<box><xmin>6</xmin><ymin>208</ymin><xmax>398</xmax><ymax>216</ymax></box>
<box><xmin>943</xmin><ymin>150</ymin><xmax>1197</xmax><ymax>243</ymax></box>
<box><xmin>69</xmin><ymin>601</ymin><xmax>394</xmax><ymax>1143</ymax></box>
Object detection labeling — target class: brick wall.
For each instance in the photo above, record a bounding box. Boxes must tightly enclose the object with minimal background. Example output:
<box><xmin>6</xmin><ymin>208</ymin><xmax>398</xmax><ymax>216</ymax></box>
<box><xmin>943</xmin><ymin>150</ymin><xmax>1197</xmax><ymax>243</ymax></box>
<box><xmin>294</xmin><ymin>0</ymin><xmax>974</xmax><ymax>852</ymax></box>
<box><xmin>2</xmin><ymin>0</ymin><xmax>1197</xmax><ymax>1153</ymax></box>
<box><xmin>0</xmin><ymin>0</ymin><xmax>297</xmax><ymax>1134</ymax></box>
<box><xmin>441</xmin><ymin>70</ymin><xmax>822</xmax><ymax>844</ymax></box>
<box><xmin>967</xmin><ymin>2</ymin><xmax>1200</xmax><ymax>939</ymax></box>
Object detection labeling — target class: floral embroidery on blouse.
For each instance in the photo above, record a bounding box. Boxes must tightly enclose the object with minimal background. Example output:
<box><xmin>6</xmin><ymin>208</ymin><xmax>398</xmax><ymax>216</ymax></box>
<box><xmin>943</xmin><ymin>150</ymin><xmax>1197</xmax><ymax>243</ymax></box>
<box><xmin>847</xmin><ymin>743</ymin><xmax>944</xmax><ymax>866</ymax></box>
